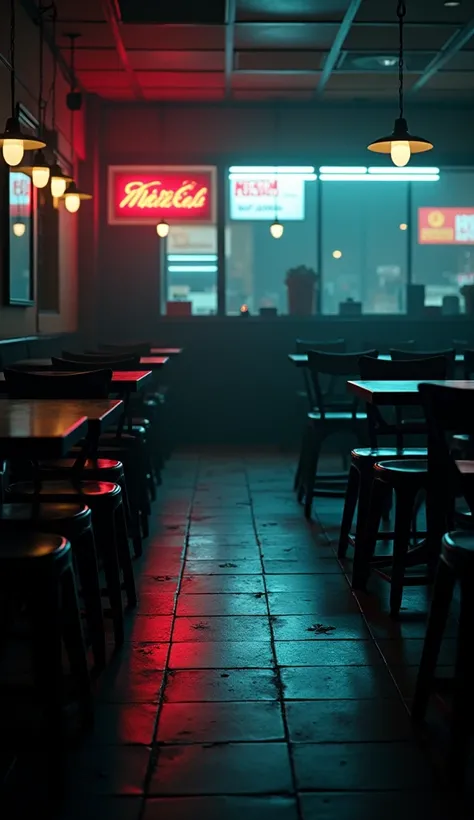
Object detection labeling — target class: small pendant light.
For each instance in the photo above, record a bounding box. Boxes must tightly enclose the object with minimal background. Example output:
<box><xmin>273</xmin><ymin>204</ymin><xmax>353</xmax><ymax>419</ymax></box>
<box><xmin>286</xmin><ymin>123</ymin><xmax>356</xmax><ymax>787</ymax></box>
<box><xmin>270</xmin><ymin>219</ymin><xmax>284</xmax><ymax>239</ymax></box>
<box><xmin>62</xmin><ymin>34</ymin><xmax>92</xmax><ymax>213</ymax></box>
<box><xmin>368</xmin><ymin>0</ymin><xmax>433</xmax><ymax>166</ymax></box>
<box><xmin>18</xmin><ymin>0</ymin><xmax>50</xmax><ymax>187</ymax></box>
<box><xmin>0</xmin><ymin>0</ymin><xmax>46</xmax><ymax>165</ymax></box>
<box><xmin>156</xmin><ymin>220</ymin><xmax>170</xmax><ymax>238</ymax></box>
<box><xmin>12</xmin><ymin>221</ymin><xmax>26</xmax><ymax>237</ymax></box>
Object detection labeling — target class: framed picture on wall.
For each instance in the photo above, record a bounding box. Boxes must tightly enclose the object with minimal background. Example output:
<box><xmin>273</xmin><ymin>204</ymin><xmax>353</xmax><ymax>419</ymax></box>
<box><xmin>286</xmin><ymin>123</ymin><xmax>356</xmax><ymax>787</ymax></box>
<box><xmin>3</xmin><ymin>169</ymin><xmax>35</xmax><ymax>306</ymax></box>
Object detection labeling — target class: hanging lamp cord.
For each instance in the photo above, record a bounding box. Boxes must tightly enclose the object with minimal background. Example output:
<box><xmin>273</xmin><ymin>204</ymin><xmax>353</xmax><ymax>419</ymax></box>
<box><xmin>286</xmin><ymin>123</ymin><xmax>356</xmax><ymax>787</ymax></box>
<box><xmin>397</xmin><ymin>0</ymin><xmax>406</xmax><ymax>120</ymax></box>
<box><xmin>69</xmin><ymin>35</ymin><xmax>76</xmax><ymax>163</ymax></box>
<box><xmin>10</xmin><ymin>0</ymin><xmax>16</xmax><ymax>118</ymax></box>
<box><xmin>51</xmin><ymin>4</ymin><xmax>57</xmax><ymax>132</ymax></box>
<box><xmin>38</xmin><ymin>0</ymin><xmax>45</xmax><ymax>136</ymax></box>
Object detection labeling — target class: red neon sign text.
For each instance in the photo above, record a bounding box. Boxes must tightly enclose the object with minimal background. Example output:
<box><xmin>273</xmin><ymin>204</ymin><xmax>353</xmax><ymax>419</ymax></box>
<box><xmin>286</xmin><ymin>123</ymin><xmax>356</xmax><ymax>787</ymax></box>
<box><xmin>235</xmin><ymin>180</ymin><xmax>278</xmax><ymax>197</ymax></box>
<box><xmin>110</xmin><ymin>170</ymin><xmax>214</xmax><ymax>223</ymax></box>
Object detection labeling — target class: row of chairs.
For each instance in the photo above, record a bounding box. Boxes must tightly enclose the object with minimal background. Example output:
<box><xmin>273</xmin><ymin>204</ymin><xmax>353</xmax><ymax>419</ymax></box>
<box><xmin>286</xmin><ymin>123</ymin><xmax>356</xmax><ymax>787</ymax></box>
<box><xmin>0</xmin><ymin>342</ymin><xmax>167</xmax><ymax>783</ymax></box>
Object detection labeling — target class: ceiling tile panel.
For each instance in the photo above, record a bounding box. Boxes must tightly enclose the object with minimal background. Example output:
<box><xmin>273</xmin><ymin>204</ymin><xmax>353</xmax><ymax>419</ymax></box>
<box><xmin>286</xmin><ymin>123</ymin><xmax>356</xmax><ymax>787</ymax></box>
<box><xmin>345</xmin><ymin>24</ymin><xmax>461</xmax><ymax>51</ymax></box>
<box><xmin>236</xmin><ymin>0</ymin><xmax>350</xmax><ymax>22</ymax></box>
<box><xmin>233</xmin><ymin>88</ymin><xmax>313</xmax><ymax>99</ymax></box>
<box><xmin>136</xmin><ymin>72</ymin><xmax>225</xmax><ymax>88</ymax></box>
<box><xmin>121</xmin><ymin>24</ymin><xmax>225</xmax><ymax>49</ymax></box>
<box><xmin>356</xmin><ymin>0</ymin><xmax>474</xmax><ymax>25</ymax></box>
<box><xmin>142</xmin><ymin>88</ymin><xmax>225</xmax><ymax>100</ymax></box>
<box><xmin>232</xmin><ymin>72</ymin><xmax>318</xmax><ymax>88</ymax></box>
<box><xmin>74</xmin><ymin>49</ymin><xmax>122</xmax><ymax>71</ymax></box>
<box><xmin>236</xmin><ymin>50</ymin><xmax>325</xmax><ymax>70</ymax></box>
<box><xmin>235</xmin><ymin>22</ymin><xmax>339</xmax><ymax>49</ymax></box>
<box><xmin>128</xmin><ymin>50</ymin><xmax>225</xmax><ymax>71</ymax></box>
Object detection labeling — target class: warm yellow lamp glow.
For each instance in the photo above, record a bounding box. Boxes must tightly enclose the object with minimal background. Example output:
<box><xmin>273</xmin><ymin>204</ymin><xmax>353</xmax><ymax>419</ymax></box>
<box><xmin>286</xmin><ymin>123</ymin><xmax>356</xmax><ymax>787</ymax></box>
<box><xmin>3</xmin><ymin>138</ymin><xmax>24</xmax><ymax>166</ymax></box>
<box><xmin>12</xmin><ymin>221</ymin><xmax>25</xmax><ymax>237</ymax></box>
<box><xmin>399</xmin><ymin>223</ymin><xmax>408</xmax><ymax>231</ymax></box>
<box><xmin>332</xmin><ymin>250</ymin><xmax>342</xmax><ymax>259</ymax></box>
<box><xmin>270</xmin><ymin>220</ymin><xmax>284</xmax><ymax>239</ymax></box>
<box><xmin>156</xmin><ymin>220</ymin><xmax>170</xmax><ymax>238</ymax></box>
<box><xmin>390</xmin><ymin>140</ymin><xmax>411</xmax><ymax>167</ymax></box>
<box><xmin>51</xmin><ymin>175</ymin><xmax>67</xmax><ymax>197</ymax></box>
<box><xmin>32</xmin><ymin>164</ymin><xmax>50</xmax><ymax>188</ymax></box>
<box><xmin>64</xmin><ymin>193</ymin><xmax>81</xmax><ymax>213</ymax></box>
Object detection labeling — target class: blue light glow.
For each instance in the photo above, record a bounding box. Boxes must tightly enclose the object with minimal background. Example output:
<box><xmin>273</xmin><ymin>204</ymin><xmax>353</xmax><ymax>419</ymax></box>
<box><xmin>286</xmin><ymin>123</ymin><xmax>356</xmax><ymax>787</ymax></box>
<box><xmin>319</xmin><ymin>173</ymin><xmax>439</xmax><ymax>182</ymax></box>
<box><xmin>168</xmin><ymin>265</ymin><xmax>218</xmax><ymax>272</ymax></box>
<box><xmin>168</xmin><ymin>255</ymin><xmax>217</xmax><ymax>262</ymax></box>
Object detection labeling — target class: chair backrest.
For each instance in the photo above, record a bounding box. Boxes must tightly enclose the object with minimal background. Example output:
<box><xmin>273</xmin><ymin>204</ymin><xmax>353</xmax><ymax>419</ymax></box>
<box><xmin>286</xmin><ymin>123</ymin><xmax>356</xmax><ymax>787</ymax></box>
<box><xmin>62</xmin><ymin>349</ymin><xmax>137</xmax><ymax>363</ymax></box>
<box><xmin>390</xmin><ymin>347</ymin><xmax>456</xmax><ymax>378</ymax></box>
<box><xmin>419</xmin><ymin>382</ymin><xmax>474</xmax><ymax>526</ymax></box>
<box><xmin>54</xmin><ymin>354</ymin><xmax>139</xmax><ymax>371</ymax></box>
<box><xmin>3</xmin><ymin>367</ymin><xmax>113</xmax><ymax>399</ymax></box>
<box><xmin>99</xmin><ymin>342</ymin><xmax>150</xmax><ymax>356</ymax></box>
<box><xmin>307</xmin><ymin>349</ymin><xmax>378</xmax><ymax>418</ymax></box>
<box><xmin>363</xmin><ymin>340</ymin><xmax>415</xmax><ymax>354</ymax></box>
<box><xmin>359</xmin><ymin>355</ymin><xmax>449</xmax><ymax>448</ymax></box>
<box><xmin>295</xmin><ymin>338</ymin><xmax>346</xmax><ymax>354</ymax></box>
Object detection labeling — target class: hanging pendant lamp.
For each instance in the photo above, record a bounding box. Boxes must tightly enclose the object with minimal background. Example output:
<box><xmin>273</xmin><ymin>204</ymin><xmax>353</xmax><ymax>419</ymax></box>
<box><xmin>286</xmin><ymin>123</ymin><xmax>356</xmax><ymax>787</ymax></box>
<box><xmin>18</xmin><ymin>0</ymin><xmax>51</xmax><ymax>186</ymax></box>
<box><xmin>367</xmin><ymin>0</ymin><xmax>433</xmax><ymax>166</ymax></box>
<box><xmin>270</xmin><ymin>219</ymin><xmax>284</xmax><ymax>239</ymax></box>
<box><xmin>156</xmin><ymin>220</ymin><xmax>170</xmax><ymax>238</ymax></box>
<box><xmin>0</xmin><ymin>0</ymin><xmax>46</xmax><ymax>165</ymax></box>
<box><xmin>62</xmin><ymin>34</ymin><xmax>92</xmax><ymax>213</ymax></box>
<box><xmin>49</xmin><ymin>8</ymin><xmax>71</xmax><ymax>197</ymax></box>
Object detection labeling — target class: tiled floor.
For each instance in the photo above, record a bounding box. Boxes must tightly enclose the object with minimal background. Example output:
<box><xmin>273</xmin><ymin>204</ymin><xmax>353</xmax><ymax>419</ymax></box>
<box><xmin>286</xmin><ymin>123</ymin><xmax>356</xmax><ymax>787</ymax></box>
<box><xmin>2</xmin><ymin>452</ymin><xmax>470</xmax><ymax>818</ymax></box>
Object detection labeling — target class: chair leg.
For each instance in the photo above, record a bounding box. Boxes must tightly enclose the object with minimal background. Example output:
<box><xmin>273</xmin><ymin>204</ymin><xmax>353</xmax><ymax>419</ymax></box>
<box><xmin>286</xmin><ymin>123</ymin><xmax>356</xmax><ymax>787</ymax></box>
<box><xmin>353</xmin><ymin>465</ymin><xmax>374</xmax><ymax>558</ymax></box>
<box><xmin>304</xmin><ymin>425</ymin><xmax>323</xmax><ymax>519</ymax></box>
<box><xmin>352</xmin><ymin>476</ymin><xmax>386</xmax><ymax>590</ymax></box>
<box><xmin>114</xmin><ymin>502</ymin><xmax>137</xmax><ymax>608</ymax></box>
<box><xmin>448</xmin><ymin>574</ymin><xmax>474</xmax><ymax>787</ymax></box>
<box><xmin>412</xmin><ymin>558</ymin><xmax>455</xmax><ymax>723</ymax></box>
<box><xmin>390</xmin><ymin>487</ymin><xmax>416</xmax><ymax>617</ymax></box>
<box><xmin>93</xmin><ymin>514</ymin><xmax>125</xmax><ymax>648</ymax></box>
<box><xmin>61</xmin><ymin>566</ymin><xmax>94</xmax><ymax>726</ymax></box>
<box><xmin>338</xmin><ymin>462</ymin><xmax>359</xmax><ymax>559</ymax></box>
<box><xmin>74</xmin><ymin>529</ymin><xmax>106</xmax><ymax>671</ymax></box>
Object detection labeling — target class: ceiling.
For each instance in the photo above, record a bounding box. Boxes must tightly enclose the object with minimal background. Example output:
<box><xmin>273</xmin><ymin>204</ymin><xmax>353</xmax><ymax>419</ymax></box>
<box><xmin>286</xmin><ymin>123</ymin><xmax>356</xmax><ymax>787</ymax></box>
<box><xmin>45</xmin><ymin>0</ymin><xmax>474</xmax><ymax>102</ymax></box>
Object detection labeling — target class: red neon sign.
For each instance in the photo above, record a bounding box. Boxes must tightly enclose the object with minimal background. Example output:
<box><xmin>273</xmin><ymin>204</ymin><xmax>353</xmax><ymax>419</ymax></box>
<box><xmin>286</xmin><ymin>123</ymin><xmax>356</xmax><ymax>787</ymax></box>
<box><xmin>418</xmin><ymin>207</ymin><xmax>474</xmax><ymax>244</ymax></box>
<box><xmin>108</xmin><ymin>166</ymin><xmax>215</xmax><ymax>225</ymax></box>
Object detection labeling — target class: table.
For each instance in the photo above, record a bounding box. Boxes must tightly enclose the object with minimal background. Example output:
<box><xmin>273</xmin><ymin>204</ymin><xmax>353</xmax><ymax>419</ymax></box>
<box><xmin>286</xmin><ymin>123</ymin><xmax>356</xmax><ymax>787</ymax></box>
<box><xmin>0</xmin><ymin>371</ymin><xmax>153</xmax><ymax>395</ymax></box>
<box><xmin>289</xmin><ymin>353</ymin><xmax>465</xmax><ymax>368</ymax></box>
<box><xmin>0</xmin><ymin>400</ymin><xmax>89</xmax><ymax>458</ymax></box>
<box><xmin>11</xmin><ymin>357</ymin><xmax>169</xmax><ymax>371</ymax></box>
<box><xmin>347</xmin><ymin>379</ymin><xmax>474</xmax><ymax>406</ymax></box>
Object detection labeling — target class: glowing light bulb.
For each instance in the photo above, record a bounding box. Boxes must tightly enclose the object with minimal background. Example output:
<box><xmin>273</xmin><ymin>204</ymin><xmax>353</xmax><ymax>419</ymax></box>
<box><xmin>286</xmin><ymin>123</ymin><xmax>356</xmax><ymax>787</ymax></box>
<box><xmin>64</xmin><ymin>194</ymin><xmax>81</xmax><ymax>213</ymax></box>
<box><xmin>156</xmin><ymin>220</ymin><xmax>170</xmax><ymax>238</ymax></box>
<box><xmin>51</xmin><ymin>175</ymin><xmax>67</xmax><ymax>197</ymax></box>
<box><xmin>2</xmin><ymin>138</ymin><xmax>24</xmax><ymax>166</ymax></box>
<box><xmin>332</xmin><ymin>250</ymin><xmax>342</xmax><ymax>259</ymax></box>
<box><xmin>399</xmin><ymin>223</ymin><xmax>408</xmax><ymax>231</ymax></box>
<box><xmin>32</xmin><ymin>165</ymin><xmax>50</xmax><ymax>189</ymax></box>
<box><xmin>12</xmin><ymin>221</ymin><xmax>25</xmax><ymax>237</ymax></box>
<box><xmin>390</xmin><ymin>140</ymin><xmax>411</xmax><ymax>167</ymax></box>
<box><xmin>270</xmin><ymin>220</ymin><xmax>284</xmax><ymax>239</ymax></box>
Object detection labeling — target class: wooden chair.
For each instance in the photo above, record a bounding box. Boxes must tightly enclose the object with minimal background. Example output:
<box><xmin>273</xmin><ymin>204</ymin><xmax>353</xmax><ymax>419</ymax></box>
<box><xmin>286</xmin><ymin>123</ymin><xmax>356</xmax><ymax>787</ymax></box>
<box><xmin>390</xmin><ymin>348</ymin><xmax>456</xmax><ymax>378</ymax></box>
<box><xmin>298</xmin><ymin>349</ymin><xmax>377</xmax><ymax>518</ymax></box>
<box><xmin>412</xmin><ymin>382</ymin><xmax>474</xmax><ymax>787</ymax></box>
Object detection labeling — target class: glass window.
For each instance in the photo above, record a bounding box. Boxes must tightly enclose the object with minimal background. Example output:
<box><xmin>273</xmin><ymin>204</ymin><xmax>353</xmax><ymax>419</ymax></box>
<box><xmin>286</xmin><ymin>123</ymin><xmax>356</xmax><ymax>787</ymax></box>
<box><xmin>8</xmin><ymin>171</ymin><xmax>34</xmax><ymax>305</ymax></box>
<box><xmin>225</xmin><ymin>168</ymin><xmax>317</xmax><ymax>315</ymax></box>
<box><xmin>165</xmin><ymin>225</ymin><xmax>218</xmax><ymax>315</ymax></box>
<box><xmin>320</xmin><ymin>181</ymin><xmax>408</xmax><ymax>315</ymax></box>
<box><xmin>411</xmin><ymin>171</ymin><xmax>474</xmax><ymax>311</ymax></box>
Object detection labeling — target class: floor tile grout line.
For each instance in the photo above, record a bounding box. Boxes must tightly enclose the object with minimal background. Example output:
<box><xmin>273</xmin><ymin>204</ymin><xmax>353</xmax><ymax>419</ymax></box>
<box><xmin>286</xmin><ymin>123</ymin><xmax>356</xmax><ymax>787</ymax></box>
<box><xmin>138</xmin><ymin>455</ymin><xmax>201</xmax><ymax>812</ymax></box>
<box><xmin>244</xmin><ymin>457</ymin><xmax>303</xmax><ymax>819</ymax></box>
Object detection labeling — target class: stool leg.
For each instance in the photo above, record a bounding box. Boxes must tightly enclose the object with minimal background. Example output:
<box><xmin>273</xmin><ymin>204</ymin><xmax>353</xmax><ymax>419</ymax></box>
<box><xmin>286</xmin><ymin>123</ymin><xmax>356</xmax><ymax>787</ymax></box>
<box><xmin>390</xmin><ymin>487</ymin><xmax>416</xmax><ymax>617</ymax></box>
<box><xmin>29</xmin><ymin>575</ymin><xmax>64</xmax><ymax>750</ymax></box>
<box><xmin>296</xmin><ymin>425</ymin><xmax>310</xmax><ymax>502</ymax></box>
<box><xmin>94</xmin><ymin>515</ymin><xmax>125</xmax><ymax>648</ymax></box>
<box><xmin>352</xmin><ymin>476</ymin><xmax>386</xmax><ymax>590</ymax></box>
<box><xmin>338</xmin><ymin>462</ymin><xmax>359</xmax><ymax>559</ymax></box>
<box><xmin>412</xmin><ymin>558</ymin><xmax>455</xmax><ymax>723</ymax></box>
<box><xmin>353</xmin><ymin>465</ymin><xmax>374</xmax><ymax>558</ymax></box>
<box><xmin>114</xmin><ymin>502</ymin><xmax>137</xmax><ymax>608</ymax></box>
<box><xmin>448</xmin><ymin>575</ymin><xmax>474</xmax><ymax>787</ymax></box>
<box><xmin>75</xmin><ymin>529</ymin><xmax>106</xmax><ymax>671</ymax></box>
<box><xmin>294</xmin><ymin>427</ymin><xmax>307</xmax><ymax>491</ymax></box>
<box><xmin>304</xmin><ymin>425</ymin><xmax>322</xmax><ymax>519</ymax></box>
<box><xmin>61</xmin><ymin>565</ymin><xmax>93</xmax><ymax>726</ymax></box>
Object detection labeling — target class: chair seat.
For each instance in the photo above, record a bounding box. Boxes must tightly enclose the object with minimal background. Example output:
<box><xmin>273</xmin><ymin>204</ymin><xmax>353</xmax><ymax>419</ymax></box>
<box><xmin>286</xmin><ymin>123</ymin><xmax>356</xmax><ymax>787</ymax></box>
<box><xmin>308</xmin><ymin>411</ymin><xmax>367</xmax><ymax>422</ymax></box>
<box><xmin>0</xmin><ymin>502</ymin><xmax>88</xmax><ymax>522</ymax></box>
<box><xmin>442</xmin><ymin>531</ymin><xmax>474</xmax><ymax>571</ymax></box>
<box><xmin>5</xmin><ymin>480</ymin><xmax>121</xmax><ymax>501</ymax></box>
<box><xmin>375</xmin><ymin>459</ymin><xmax>428</xmax><ymax>477</ymax></box>
<box><xmin>39</xmin><ymin>458</ymin><xmax>122</xmax><ymax>472</ymax></box>
<box><xmin>0</xmin><ymin>532</ymin><xmax>70</xmax><ymax>562</ymax></box>
<box><xmin>352</xmin><ymin>447</ymin><xmax>427</xmax><ymax>461</ymax></box>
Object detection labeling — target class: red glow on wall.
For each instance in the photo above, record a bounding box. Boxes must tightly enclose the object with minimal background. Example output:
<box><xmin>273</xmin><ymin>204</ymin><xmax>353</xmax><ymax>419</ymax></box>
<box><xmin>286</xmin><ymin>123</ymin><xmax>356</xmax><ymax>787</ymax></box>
<box><xmin>418</xmin><ymin>207</ymin><xmax>474</xmax><ymax>244</ymax></box>
<box><xmin>108</xmin><ymin>166</ymin><xmax>216</xmax><ymax>225</ymax></box>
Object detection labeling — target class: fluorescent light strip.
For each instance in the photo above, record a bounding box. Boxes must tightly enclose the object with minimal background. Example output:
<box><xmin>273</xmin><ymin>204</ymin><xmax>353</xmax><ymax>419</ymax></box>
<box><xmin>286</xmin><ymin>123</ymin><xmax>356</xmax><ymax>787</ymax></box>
<box><xmin>229</xmin><ymin>166</ymin><xmax>315</xmax><ymax>174</ymax></box>
<box><xmin>228</xmin><ymin>173</ymin><xmax>317</xmax><ymax>181</ymax></box>
<box><xmin>168</xmin><ymin>265</ymin><xmax>218</xmax><ymax>273</ymax></box>
<box><xmin>319</xmin><ymin>173</ymin><xmax>440</xmax><ymax>182</ymax></box>
<box><xmin>168</xmin><ymin>255</ymin><xmax>217</xmax><ymax>262</ymax></box>
<box><xmin>368</xmin><ymin>166</ymin><xmax>440</xmax><ymax>175</ymax></box>
<box><xmin>319</xmin><ymin>166</ymin><xmax>368</xmax><ymax>174</ymax></box>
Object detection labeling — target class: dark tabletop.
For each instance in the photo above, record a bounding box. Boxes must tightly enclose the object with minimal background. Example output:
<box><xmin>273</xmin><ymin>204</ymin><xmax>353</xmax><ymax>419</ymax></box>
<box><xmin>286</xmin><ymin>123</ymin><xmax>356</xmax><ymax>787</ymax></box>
<box><xmin>0</xmin><ymin>371</ymin><xmax>152</xmax><ymax>394</ymax></box>
<box><xmin>347</xmin><ymin>379</ymin><xmax>474</xmax><ymax>406</ymax></box>
<box><xmin>11</xmin><ymin>357</ymin><xmax>168</xmax><ymax>370</ymax></box>
<box><xmin>289</xmin><ymin>353</ymin><xmax>465</xmax><ymax>367</ymax></box>
<box><xmin>150</xmin><ymin>347</ymin><xmax>182</xmax><ymax>356</ymax></box>
<box><xmin>0</xmin><ymin>400</ymin><xmax>90</xmax><ymax>458</ymax></box>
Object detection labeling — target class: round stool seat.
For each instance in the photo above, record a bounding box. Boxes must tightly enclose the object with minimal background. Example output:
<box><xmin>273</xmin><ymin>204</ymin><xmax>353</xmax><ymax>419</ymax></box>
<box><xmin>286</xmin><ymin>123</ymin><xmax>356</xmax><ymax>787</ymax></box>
<box><xmin>40</xmin><ymin>458</ymin><xmax>122</xmax><ymax>472</ymax></box>
<box><xmin>5</xmin><ymin>480</ymin><xmax>122</xmax><ymax>506</ymax></box>
<box><xmin>352</xmin><ymin>447</ymin><xmax>426</xmax><ymax>462</ymax></box>
<box><xmin>374</xmin><ymin>459</ymin><xmax>427</xmax><ymax>487</ymax></box>
<box><xmin>0</xmin><ymin>532</ymin><xmax>70</xmax><ymax>562</ymax></box>
<box><xmin>0</xmin><ymin>502</ymin><xmax>89</xmax><ymax>522</ymax></box>
<box><xmin>442</xmin><ymin>531</ymin><xmax>474</xmax><ymax>572</ymax></box>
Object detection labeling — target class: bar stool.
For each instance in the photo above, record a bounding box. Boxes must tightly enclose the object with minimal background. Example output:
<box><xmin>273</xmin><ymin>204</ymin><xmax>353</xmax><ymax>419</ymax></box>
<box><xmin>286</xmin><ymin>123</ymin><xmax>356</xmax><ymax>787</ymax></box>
<box><xmin>340</xmin><ymin>355</ymin><xmax>448</xmax><ymax>576</ymax></box>
<box><xmin>4</xmin><ymin>481</ymin><xmax>136</xmax><ymax>646</ymax></box>
<box><xmin>0</xmin><ymin>533</ymin><xmax>93</xmax><ymax>744</ymax></box>
<box><xmin>298</xmin><ymin>349</ymin><xmax>377</xmax><ymax>518</ymax></box>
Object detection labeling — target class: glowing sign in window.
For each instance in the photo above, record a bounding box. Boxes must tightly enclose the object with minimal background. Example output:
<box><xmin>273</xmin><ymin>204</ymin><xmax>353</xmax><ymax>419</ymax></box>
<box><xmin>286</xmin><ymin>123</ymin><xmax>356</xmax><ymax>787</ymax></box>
<box><xmin>418</xmin><ymin>207</ymin><xmax>474</xmax><ymax>244</ymax></box>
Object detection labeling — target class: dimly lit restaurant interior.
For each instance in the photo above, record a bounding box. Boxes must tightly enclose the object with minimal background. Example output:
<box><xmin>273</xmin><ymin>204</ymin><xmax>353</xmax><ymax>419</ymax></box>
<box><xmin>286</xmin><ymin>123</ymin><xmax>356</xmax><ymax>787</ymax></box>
<box><xmin>2</xmin><ymin>0</ymin><xmax>474</xmax><ymax>816</ymax></box>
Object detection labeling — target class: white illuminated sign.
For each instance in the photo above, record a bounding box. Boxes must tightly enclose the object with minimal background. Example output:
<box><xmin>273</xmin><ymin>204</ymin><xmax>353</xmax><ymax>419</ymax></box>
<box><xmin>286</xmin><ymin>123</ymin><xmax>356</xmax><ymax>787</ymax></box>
<box><xmin>229</xmin><ymin>175</ymin><xmax>306</xmax><ymax>221</ymax></box>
